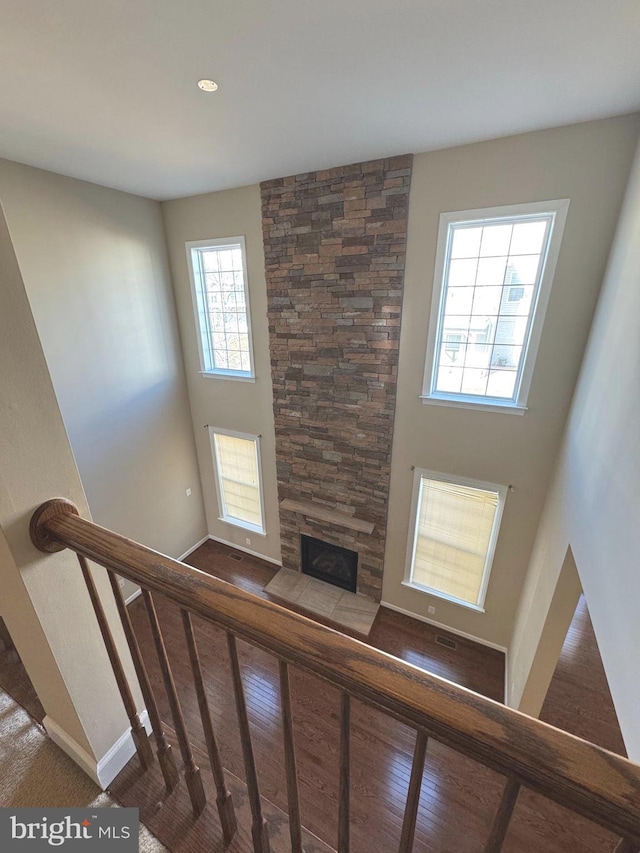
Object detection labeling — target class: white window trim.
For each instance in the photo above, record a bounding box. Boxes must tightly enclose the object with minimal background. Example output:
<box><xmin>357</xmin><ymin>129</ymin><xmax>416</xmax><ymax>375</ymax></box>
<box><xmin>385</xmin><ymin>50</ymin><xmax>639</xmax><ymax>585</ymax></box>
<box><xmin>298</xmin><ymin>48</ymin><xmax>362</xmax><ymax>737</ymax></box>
<box><xmin>421</xmin><ymin>199</ymin><xmax>570</xmax><ymax>412</ymax></box>
<box><xmin>207</xmin><ymin>426</ymin><xmax>266</xmax><ymax>535</ymax></box>
<box><xmin>403</xmin><ymin>468</ymin><xmax>507</xmax><ymax>612</ymax></box>
<box><xmin>186</xmin><ymin>236</ymin><xmax>256</xmax><ymax>380</ymax></box>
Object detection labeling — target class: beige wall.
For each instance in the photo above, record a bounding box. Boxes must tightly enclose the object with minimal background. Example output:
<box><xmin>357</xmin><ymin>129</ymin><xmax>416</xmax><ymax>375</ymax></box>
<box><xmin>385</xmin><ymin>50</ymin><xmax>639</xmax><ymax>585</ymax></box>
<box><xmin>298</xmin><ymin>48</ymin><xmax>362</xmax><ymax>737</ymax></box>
<box><xmin>516</xmin><ymin>547</ymin><xmax>582</xmax><ymax>716</ymax></box>
<box><xmin>506</xmin><ymin>464</ymin><xmax>573</xmax><ymax>705</ymax></box>
<box><xmin>0</xmin><ymin>160</ymin><xmax>207</xmax><ymax>601</ymax></box>
<box><xmin>509</xmin><ymin>135</ymin><xmax>640</xmax><ymax>760</ymax></box>
<box><xmin>162</xmin><ymin>184</ymin><xmax>281</xmax><ymax>562</ymax></box>
<box><xmin>0</xmin><ymin>201</ymin><xmax>142</xmax><ymax>769</ymax></box>
<box><xmin>161</xmin><ymin>118</ymin><xmax>639</xmax><ymax>646</ymax></box>
<box><xmin>381</xmin><ymin>115</ymin><xmax>640</xmax><ymax>648</ymax></box>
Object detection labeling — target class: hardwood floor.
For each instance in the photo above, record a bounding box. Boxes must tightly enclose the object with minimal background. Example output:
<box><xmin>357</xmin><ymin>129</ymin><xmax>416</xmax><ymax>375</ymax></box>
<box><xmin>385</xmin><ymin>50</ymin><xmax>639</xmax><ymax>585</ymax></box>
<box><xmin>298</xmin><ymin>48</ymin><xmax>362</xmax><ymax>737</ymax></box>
<box><xmin>113</xmin><ymin>541</ymin><xmax>618</xmax><ymax>853</ymax></box>
<box><xmin>184</xmin><ymin>541</ymin><xmax>505</xmax><ymax>701</ymax></box>
<box><xmin>113</xmin><ymin>727</ymin><xmax>335</xmax><ymax>853</ymax></box>
<box><xmin>540</xmin><ymin>594</ymin><xmax>626</xmax><ymax>757</ymax></box>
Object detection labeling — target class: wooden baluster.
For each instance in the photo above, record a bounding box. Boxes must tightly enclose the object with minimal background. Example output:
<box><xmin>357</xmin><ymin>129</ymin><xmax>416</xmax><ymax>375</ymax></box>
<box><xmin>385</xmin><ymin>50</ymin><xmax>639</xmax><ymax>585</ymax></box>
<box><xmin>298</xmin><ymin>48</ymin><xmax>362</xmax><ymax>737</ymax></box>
<box><xmin>181</xmin><ymin>610</ymin><xmax>237</xmax><ymax>843</ymax></box>
<box><xmin>614</xmin><ymin>841</ymin><xmax>639</xmax><ymax>853</ymax></box>
<box><xmin>142</xmin><ymin>589</ymin><xmax>206</xmax><ymax>816</ymax></box>
<box><xmin>484</xmin><ymin>778</ymin><xmax>521</xmax><ymax>853</ymax></box>
<box><xmin>29</xmin><ymin>501</ymin><xmax>640</xmax><ymax>847</ymax></box>
<box><xmin>279</xmin><ymin>660</ymin><xmax>302</xmax><ymax>853</ymax></box>
<box><xmin>227</xmin><ymin>633</ymin><xmax>270</xmax><ymax>853</ymax></box>
<box><xmin>107</xmin><ymin>571</ymin><xmax>179</xmax><ymax>792</ymax></box>
<box><xmin>398</xmin><ymin>732</ymin><xmax>428</xmax><ymax>853</ymax></box>
<box><xmin>338</xmin><ymin>692</ymin><xmax>351</xmax><ymax>853</ymax></box>
<box><xmin>77</xmin><ymin>556</ymin><xmax>154</xmax><ymax>770</ymax></box>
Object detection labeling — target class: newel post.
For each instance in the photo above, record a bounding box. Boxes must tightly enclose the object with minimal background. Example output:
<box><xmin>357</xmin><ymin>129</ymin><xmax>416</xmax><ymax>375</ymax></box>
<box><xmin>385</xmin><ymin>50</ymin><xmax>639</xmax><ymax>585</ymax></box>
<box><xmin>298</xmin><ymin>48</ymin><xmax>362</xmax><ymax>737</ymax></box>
<box><xmin>29</xmin><ymin>498</ymin><xmax>80</xmax><ymax>553</ymax></box>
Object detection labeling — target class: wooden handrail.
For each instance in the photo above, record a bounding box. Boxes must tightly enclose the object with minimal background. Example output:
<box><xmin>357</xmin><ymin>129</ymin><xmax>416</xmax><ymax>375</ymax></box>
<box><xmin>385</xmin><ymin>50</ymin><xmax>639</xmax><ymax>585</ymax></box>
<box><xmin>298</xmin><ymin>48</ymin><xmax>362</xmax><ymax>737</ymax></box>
<box><xmin>30</xmin><ymin>500</ymin><xmax>640</xmax><ymax>844</ymax></box>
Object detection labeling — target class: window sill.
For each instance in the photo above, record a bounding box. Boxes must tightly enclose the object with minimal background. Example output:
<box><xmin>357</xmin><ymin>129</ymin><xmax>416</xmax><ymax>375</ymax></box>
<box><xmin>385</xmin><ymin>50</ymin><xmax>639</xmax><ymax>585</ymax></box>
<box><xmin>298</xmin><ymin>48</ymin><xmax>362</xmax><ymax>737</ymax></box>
<box><xmin>200</xmin><ymin>371</ymin><xmax>256</xmax><ymax>383</ymax></box>
<box><xmin>419</xmin><ymin>394</ymin><xmax>527</xmax><ymax>415</ymax></box>
<box><xmin>401</xmin><ymin>580</ymin><xmax>486</xmax><ymax>612</ymax></box>
<box><xmin>218</xmin><ymin>516</ymin><xmax>266</xmax><ymax>536</ymax></box>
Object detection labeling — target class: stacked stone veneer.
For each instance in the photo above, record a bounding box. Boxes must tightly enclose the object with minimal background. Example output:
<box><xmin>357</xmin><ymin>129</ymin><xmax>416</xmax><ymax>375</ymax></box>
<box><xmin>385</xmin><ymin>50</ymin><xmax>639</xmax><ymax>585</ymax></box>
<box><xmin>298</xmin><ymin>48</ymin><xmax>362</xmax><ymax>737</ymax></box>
<box><xmin>260</xmin><ymin>155</ymin><xmax>412</xmax><ymax>601</ymax></box>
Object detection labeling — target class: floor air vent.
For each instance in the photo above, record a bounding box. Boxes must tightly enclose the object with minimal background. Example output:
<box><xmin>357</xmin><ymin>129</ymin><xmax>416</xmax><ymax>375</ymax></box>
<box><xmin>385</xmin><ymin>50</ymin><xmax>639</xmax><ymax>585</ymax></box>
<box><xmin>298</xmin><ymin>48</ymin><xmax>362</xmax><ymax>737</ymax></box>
<box><xmin>435</xmin><ymin>634</ymin><xmax>457</xmax><ymax>650</ymax></box>
<box><xmin>228</xmin><ymin>552</ymin><xmax>243</xmax><ymax>562</ymax></box>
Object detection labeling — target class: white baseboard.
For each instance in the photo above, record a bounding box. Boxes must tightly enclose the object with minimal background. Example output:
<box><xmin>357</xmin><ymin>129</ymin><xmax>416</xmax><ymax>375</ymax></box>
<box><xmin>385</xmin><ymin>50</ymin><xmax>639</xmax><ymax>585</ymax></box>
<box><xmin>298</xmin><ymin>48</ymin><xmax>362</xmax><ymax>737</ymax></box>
<box><xmin>178</xmin><ymin>535</ymin><xmax>210</xmax><ymax>562</ymax></box>
<box><xmin>206</xmin><ymin>534</ymin><xmax>282</xmax><ymax>566</ymax></box>
<box><xmin>123</xmin><ymin>536</ymin><xmax>211</xmax><ymax>606</ymax></box>
<box><xmin>44</xmin><ymin>716</ymin><xmax>100</xmax><ymax>785</ymax></box>
<box><xmin>139</xmin><ymin>709</ymin><xmax>151</xmax><ymax>734</ymax></box>
<box><xmin>124</xmin><ymin>534</ymin><xmax>281</xmax><ymax>606</ymax></box>
<box><xmin>44</xmin><ymin>710</ymin><xmax>150</xmax><ymax>789</ymax></box>
<box><xmin>124</xmin><ymin>587</ymin><xmax>142</xmax><ymax>605</ymax></box>
<box><xmin>380</xmin><ymin>600</ymin><xmax>508</xmax><ymax>654</ymax></box>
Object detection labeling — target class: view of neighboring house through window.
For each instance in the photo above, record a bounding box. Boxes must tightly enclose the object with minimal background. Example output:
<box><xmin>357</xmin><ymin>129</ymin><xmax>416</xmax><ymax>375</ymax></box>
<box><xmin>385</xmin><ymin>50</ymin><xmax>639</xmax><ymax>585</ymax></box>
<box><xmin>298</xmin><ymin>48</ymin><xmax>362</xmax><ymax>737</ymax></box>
<box><xmin>186</xmin><ymin>237</ymin><xmax>254</xmax><ymax>378</ymax></box>
<box><xmin>208</xmin><ymin>428</ymin><xmax>265</xmax><ymax>534</ymax></box>
<box><xmin>423</xmin><ymin>199</ymin><xmax>569</xmax><ymax>409</ymax></box>
<box><xmin>405</xmin><ymin>470</ymin><xmax>506</xmax><ymax>610</ymax></box>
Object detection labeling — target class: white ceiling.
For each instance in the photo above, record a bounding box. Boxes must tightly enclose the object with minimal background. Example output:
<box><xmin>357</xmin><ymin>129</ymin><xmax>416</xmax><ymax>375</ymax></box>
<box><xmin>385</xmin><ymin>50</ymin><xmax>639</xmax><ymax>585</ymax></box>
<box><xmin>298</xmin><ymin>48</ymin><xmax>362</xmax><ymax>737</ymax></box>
<box><xmin>2</xmin><ymin>1</ymin><xmax>639</xmax><ymax>200</ymax></box>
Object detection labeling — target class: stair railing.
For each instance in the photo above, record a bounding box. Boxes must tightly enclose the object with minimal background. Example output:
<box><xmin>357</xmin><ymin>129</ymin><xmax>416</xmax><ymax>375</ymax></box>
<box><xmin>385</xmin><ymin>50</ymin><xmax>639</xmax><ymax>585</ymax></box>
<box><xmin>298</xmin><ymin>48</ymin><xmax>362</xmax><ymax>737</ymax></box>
<box><xmin>30</xmin><ymin>498</ymin><xmax>640</xmax><ymax>853</ymax></box>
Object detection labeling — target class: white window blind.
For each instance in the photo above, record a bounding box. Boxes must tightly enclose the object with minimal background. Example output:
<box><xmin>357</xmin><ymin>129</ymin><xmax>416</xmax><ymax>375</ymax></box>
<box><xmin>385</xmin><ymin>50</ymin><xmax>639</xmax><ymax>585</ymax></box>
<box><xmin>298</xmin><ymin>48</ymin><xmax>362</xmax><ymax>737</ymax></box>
<box><xmin>187</xmin><ymin>237</ymin><xmax>254</xmax><ymax>379</ymax></box>
<box><xmin>407</xmin><ymin>473</ymin><xmax>505</xmax><ymax>609</ymax></box>
<box><xmin>210</xmin><ymin>431</ymin><xmax>265</xmax><ymax>533</ymax></box>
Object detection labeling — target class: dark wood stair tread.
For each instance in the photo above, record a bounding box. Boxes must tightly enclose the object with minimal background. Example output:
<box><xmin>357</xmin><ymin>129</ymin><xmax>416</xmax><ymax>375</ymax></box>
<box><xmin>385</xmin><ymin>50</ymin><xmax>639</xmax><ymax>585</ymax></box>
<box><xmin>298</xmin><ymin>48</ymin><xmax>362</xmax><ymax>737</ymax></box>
<box><xmin>110</xmin><ymin>724</ymin><xmax>336</xmax><ymax>853</ymax></box>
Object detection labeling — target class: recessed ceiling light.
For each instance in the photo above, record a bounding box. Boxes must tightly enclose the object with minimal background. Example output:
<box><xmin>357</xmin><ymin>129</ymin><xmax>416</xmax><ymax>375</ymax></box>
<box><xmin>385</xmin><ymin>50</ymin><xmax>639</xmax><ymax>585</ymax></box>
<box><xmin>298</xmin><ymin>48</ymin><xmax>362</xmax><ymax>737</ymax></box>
<box><xmin>197</xmin><ymin>79</ymin><xmax>218</xmax><ymax>92</ymax></box>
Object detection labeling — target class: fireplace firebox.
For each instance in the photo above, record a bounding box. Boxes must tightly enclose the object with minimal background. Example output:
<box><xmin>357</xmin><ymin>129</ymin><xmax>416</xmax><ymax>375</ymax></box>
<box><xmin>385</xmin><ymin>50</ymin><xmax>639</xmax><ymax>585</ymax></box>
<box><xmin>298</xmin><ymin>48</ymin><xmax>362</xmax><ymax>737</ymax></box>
<box><xmin>300</xmin><ymin>534</ymin><xmax>358</xmax><ymax>593</ymax></box>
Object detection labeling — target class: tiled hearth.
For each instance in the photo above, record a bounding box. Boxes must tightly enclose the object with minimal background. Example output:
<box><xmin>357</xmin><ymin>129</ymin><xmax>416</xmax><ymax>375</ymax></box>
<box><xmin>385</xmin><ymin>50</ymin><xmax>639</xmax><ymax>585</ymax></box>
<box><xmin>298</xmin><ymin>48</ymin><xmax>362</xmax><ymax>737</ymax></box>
<box><xmin>265</xmin><ymin>568</ymin><xmax>379</xmax><ymax>635</ymax></box>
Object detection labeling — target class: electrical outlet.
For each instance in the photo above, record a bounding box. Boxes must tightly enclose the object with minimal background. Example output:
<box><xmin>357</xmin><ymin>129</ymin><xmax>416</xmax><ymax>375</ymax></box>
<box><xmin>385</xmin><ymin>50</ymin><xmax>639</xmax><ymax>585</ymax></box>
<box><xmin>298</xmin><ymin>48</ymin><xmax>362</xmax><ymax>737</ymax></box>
<box><xmin>245</xmin><ymin>537</ymin><xmax>251</xmax><ymax>546</ymax></box>
<box><xmin>428</xmin><ymin>605</ymin><xmax>436</xmax><ymax>614</ymax></box>
<box><xmin>186</xmin><ymin>488</ymin><xmax>192</xmax><ymax>496</ymax></box>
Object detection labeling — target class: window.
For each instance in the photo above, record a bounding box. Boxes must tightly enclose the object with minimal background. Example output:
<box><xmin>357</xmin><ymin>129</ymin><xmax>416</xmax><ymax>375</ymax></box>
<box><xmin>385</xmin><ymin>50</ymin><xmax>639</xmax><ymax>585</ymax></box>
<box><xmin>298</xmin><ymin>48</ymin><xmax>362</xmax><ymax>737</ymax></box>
<box><xmin>208</xmin><ymin>428</ymin><xmax>265</xmax><ymax>534</ymax></box>
<box><xmin>508</xmin><ymin>286</ymin><xmax>524</xmax><ymax>302</ymax></box>
<box><xmin>422</xmin><ymin>200</ymin><xmax>569</xmax><ymax>411</ymax></box>
<box><xmin>186</xmin><ymin>237</ymin><xmax>254</xmax><ymax>379</ymax></box>
<box><xmin>404</xmin><ymin>470</ymin><xmax>506</xmax><ymax>611</ymax></box>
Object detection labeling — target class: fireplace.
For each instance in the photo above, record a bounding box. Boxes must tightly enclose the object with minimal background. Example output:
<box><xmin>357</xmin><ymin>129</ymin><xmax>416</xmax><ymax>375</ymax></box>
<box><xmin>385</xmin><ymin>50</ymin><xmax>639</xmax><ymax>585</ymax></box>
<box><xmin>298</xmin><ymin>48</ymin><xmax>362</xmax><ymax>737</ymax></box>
<box><xmin>301</xmin><ymin>535</ymin><xmax>358</xmax><ymax>593</ymax></box>
<box><xmin>262</xmin><ymin>156</ymin><xmax>412</xmax><ymax>603</ymax></box>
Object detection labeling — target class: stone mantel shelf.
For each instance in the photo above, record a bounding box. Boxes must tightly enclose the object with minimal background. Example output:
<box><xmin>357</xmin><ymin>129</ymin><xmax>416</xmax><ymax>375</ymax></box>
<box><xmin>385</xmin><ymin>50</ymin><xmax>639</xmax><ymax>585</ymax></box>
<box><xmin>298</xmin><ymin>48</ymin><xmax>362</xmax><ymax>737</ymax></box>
<box><xmin>280</xmin><ymin>499</ymin><xmax>375</xmax><ymax>535</ymax></box>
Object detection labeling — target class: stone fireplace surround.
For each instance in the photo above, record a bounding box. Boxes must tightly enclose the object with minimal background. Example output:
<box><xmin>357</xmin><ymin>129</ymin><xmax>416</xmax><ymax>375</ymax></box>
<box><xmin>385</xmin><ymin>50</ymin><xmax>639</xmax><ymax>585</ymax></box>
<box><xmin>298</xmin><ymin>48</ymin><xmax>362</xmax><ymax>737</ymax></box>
<box><xmin>260</xmin><ymin>155</ymin><xmax>412</xmax><ymax>601</ymax></box>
